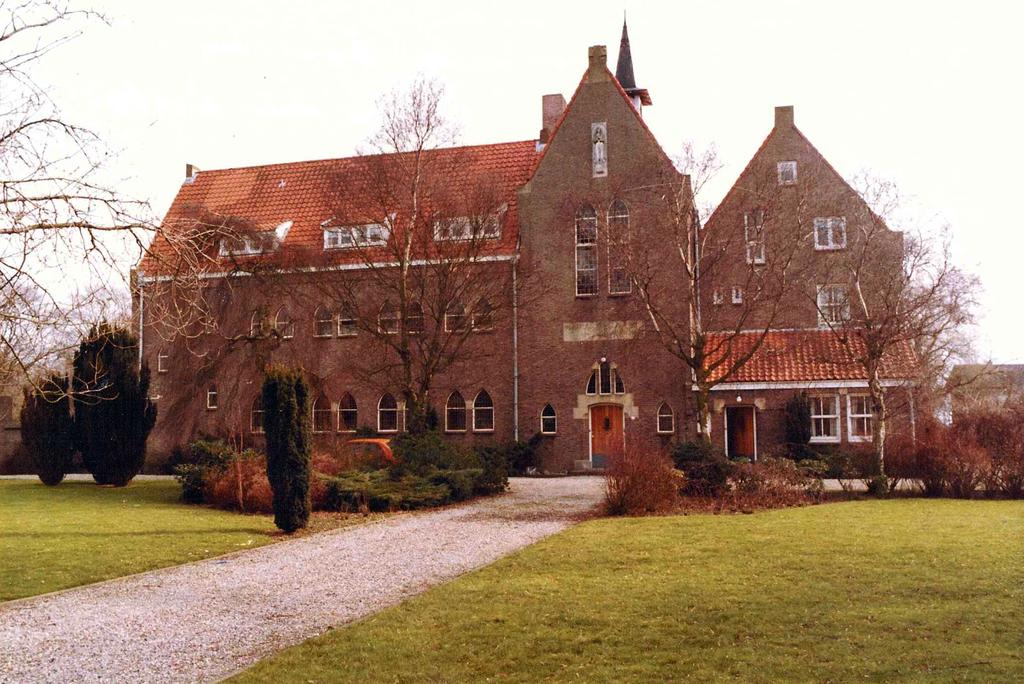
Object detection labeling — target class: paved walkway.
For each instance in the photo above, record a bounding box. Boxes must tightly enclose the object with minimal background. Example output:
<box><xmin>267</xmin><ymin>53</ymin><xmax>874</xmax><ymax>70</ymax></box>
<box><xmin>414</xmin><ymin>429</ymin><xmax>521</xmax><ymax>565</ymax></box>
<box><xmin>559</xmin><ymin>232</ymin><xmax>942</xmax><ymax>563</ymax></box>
<box><xmin>0</xmin><ymin>477</ymin><xmax>604</xmax><ymax>684</ymax></box>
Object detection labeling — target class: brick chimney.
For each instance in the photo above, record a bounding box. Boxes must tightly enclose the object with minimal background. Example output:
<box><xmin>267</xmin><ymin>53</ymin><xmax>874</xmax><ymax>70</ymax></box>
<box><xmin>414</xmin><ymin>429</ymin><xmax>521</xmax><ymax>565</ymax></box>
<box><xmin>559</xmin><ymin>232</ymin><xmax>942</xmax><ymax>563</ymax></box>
<box><xmin>587</xmin><ymin>45</ymin><xmax>609</xmax><ymax>81</ymax></box>
<box><xmin>774</xmin><ymin>105</ymin><xmax>794</xmax><ymax>128</ymax></box>
<box><xmin>539</xmin><ymin>94</ymin><xmax>566</xmax><ymax>145</ymax></box>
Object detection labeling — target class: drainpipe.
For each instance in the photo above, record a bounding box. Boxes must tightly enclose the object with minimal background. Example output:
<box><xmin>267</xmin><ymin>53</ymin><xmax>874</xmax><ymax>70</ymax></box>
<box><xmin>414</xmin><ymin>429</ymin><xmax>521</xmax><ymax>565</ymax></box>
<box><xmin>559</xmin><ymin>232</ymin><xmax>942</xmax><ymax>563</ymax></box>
<box><xmin>511</xmin><ymin>257</ymin><xmax>520</xmax><ymax>442</ymax></box>
<box><xmin>136</xmin><ymin>270</ymin><xmax>144</xmax><ymax>372</ymax></box>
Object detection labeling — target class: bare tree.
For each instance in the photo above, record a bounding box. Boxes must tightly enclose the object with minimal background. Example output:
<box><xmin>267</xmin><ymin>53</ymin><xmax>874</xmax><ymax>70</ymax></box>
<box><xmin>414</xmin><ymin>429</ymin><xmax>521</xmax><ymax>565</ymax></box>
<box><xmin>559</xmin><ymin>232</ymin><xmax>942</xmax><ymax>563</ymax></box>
<box><xmin>814</xmin><ymin>173</ymin><xmax>979</xmax><ymax>486</ymax></box>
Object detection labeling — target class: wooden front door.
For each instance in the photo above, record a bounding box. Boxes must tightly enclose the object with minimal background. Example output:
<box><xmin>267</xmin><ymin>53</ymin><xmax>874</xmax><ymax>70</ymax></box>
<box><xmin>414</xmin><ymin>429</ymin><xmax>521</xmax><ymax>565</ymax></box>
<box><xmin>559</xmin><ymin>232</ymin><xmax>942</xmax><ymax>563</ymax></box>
<box><xmin>590</xmin><ymin>404</ymin><xmax>624</xmax><ymax>467</ymax></box>
<box><xmin>726</xmin><ymin>406</ymin><xmax>756</xmax><ymax>459</ymax></box>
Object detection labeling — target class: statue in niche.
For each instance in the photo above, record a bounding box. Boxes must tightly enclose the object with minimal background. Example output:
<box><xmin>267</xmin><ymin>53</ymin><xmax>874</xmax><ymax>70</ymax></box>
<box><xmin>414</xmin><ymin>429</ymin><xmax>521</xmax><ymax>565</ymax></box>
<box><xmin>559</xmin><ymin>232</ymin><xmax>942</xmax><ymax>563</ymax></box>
<box><xmin>592</xmin><ymin>122</ymin><xmax>608</xmax><ymax>177</ymax></box>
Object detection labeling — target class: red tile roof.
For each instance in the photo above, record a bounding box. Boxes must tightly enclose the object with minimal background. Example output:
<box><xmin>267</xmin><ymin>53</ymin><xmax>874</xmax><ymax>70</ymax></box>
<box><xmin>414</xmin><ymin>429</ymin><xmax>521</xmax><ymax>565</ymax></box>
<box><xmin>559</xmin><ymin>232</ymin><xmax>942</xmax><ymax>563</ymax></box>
<box><xmin>140</xmin><ymin>140</ymin><xmax>541</xmax><ymax>274</ymax></box>
<box><xmin>706</xmin><ymin>329</ymin><xmax>917</xmax><ymax>384</ymax></box>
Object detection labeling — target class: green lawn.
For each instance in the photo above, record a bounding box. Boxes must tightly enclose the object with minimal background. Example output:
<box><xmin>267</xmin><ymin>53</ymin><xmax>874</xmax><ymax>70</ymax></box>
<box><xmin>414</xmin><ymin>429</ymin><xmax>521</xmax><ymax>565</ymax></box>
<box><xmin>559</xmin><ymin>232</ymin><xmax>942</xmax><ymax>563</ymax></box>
<box><xmin>234</xmin><ymin>499</ymin><xmax>1024</xmax><ymax>683</ymax></box>
<box><xmin>1</xmin><ymin>479</ymin><xmax>276</xmax><ymax>601</ymax></box>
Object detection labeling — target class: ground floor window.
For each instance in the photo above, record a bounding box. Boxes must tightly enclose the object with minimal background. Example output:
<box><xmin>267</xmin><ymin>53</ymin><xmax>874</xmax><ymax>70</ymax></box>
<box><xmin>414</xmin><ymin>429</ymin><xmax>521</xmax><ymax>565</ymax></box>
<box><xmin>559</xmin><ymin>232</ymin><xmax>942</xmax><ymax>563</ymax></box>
<box><xmin>657</xmin><ymin>402</ymin><xmax>675</xmax><ymax>434</ymax></box>
<box><xmin>473</xmin><ymin>390</ymin><xmax>494</xmax><ymax>432</ymax></box>
<box><xmin>847</xmin><ymin>394</ymin><xmax>872</xmax><ymax>441</ymax></box>
<box><xmin>378</xmin><ymin>394</ymin><xmax>398</xmax><ymax>432</ymax></box>
<box><xmin>339</xmin><ymin>392</ymin><xmax>357</xmax><ymax>432</ymax></box>
<box><xmin>541</xmin><ymin>404</ymin><xmax>557</xmax><ymax>434</ymax></box>
<box><xmin>250</xmin><ymin>397</ymin><xmax>264</xmax><ymax>433</ymax></box>
<box><xmin>312</xmin><ymin>395</ymin><xmax>334</xmax><ymax>433</ymax></box>
<box><xmin>810</xmin><ymin>395</ymin><xmax>840</xmax><ymax>443</ymax></box>
<box><xmin>445</xmin><ymin>391</ymin><xmax>467</xmax><ymax>432</ymax></box>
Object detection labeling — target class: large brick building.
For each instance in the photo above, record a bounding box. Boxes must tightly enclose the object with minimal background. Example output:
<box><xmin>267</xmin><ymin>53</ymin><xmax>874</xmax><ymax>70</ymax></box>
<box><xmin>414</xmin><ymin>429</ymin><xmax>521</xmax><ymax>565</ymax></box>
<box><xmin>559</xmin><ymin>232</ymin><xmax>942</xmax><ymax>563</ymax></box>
<box><xmin>138</xmin><ymin>26</ymin><xmax>914</xmax><ymax>471</ymax></box>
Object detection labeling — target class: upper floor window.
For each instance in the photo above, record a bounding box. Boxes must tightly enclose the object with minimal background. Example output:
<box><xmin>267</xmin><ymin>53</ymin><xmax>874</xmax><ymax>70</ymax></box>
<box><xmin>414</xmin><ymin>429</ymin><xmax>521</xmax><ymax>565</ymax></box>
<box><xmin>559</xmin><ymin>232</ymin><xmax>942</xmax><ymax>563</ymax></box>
<box><xmin>323</xmin><ymin>222</ymin><xmax>390</xmax><ymax>249</ymax></box>
<box><xmin>314</xmin><ymin>306</ymin><xmax>334</xmax><ymax>338</ymax></box>
<box><xmin>250</xmin><ymin>396</ymin><xmax>265</xmax><ymax>433</ymax></box>
<box><xmin>847</xmin><ymin>394</ymin><xmax>872</xmax><ymax>442</ymax></box>
<box><xmin>339</xmin><ymin>392</ymin><xmax>358</xmax><ymax>432</ymax></box>
<box><xmin>445</xmin><ymin>301</ymin><xmax>469</xmax><ymax>333</ymax></box>
<box><xmin>575</xmin><ymin>205</ymin><xmax>598</xmax><ymax>296</ymax></box>
<box><xmin>249</xmin><ymin>310</ymin><xmax>268</xmax><ymax>338</ymax></box>
<box><xmin>378</xmin><ymin>302</ymin><xmax>399</xmax><ymax>335</ymax></box>
<box><xmin>273</xmin><ymin>308</ymin><xmax>295</xmax><ymax>339</ymax></box>
<box><xmin>406</xmin><ymin>301</ymin><xmax>424</xmax><ymax>335</ymax></box>
<box><xmin>540</xmin><ymin>404</ymin><xmax>557</xmax><ymax>434</ymax></box>
<box><xmin>338</xmin><ymin>304</ymin><xmax>358</xmax><ymax>337</ymax></box>
<box><xmin>657</xmin><ymin>402</ymin><xmax>675</xmax><ymax>434</ymax></box>
<box><xmin>731</xmin><ymin>286</ymin><xmax>744</xmax><ymax>305</ymax></box>
<box><xmin>472</xmin><ymin>299</ymin><xmax>494</xmax><ymax>332</ymax></box>
<box><xmin>607</xmin><ymin>200</ymin><xmax>631</xmax><ymax>295</ymax></box>
<box><xmin>712</xmin><ymin>289</ymin><xmax>724</xmax><ymax>306</ymax></box>
<box><xmin>777</xmin><ymin>160</ymin><xmax>797</xmax><ymax>185</ymax></box>
<box><xmin>445</xmin><ymin>391</ymin><xmax>467</xmax><ymax>432</ymax></box>
<box><xmin>206</xmin><ymin>385</ymin><xmax>218</xmax><ymax>410</ymax></box>
<box><xmin>743</xmin><ymin>208</ymin><xmax>766</xmax><ymax>265</ymax></box>
<box><xmin>378</xmin><ymin>393</ymin><xmax>399</xmax><ymax>433</ymax></box>
<box><xmin>434</xmin><ymin>208</ymin><xmax>504</xmax><ymax>241</ymax></box>
<box><xmin>157</xmin><ymin>350</ymin><xmax>169</xmax><ymax>373</ymax></box>
<box><xmin>220</xmin><ymin>232</ymin><xmax>277</xmax><ymax>257</ymax></box>
<box><xmin>312</xmin><ymin>394</ymin><xmax>334</xmax><ymax>433</ymax></box>
<box><xmin>473</xmin><ymin>390</ymin><xmax>494</xmax><ymax>432</ymax></box>
<box><xmin>809</xmin><ymin>395</ymin><xmax>840</xmax><ymax>443</ymax></box>
<box><xmin>814</xmin><ymin>217</ymin><xmax>847</xmax><ymax>250</ymax></box>
<box><xmin>817</xmin><ymin>284</ymin><xmax>851</xmax><ymax>327</ymax></box>
<box><xmin>587</xmin><ymin>361</ymin><xmax>625</xmax><ymax>396</ymax></box>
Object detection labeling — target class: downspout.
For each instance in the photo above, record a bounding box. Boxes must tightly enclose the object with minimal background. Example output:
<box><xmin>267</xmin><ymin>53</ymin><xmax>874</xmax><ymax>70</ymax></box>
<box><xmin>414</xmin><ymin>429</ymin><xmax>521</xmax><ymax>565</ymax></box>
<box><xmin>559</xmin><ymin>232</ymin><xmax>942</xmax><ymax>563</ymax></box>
<box><xmin>511</xmin><ymin>256</ymin><xmax>520</xmax><ymax>442</ymax></box>
<box><xmin>136</xmin><ymin>270</ymin><xmax>144</xmax><ymax>373</ymax></box>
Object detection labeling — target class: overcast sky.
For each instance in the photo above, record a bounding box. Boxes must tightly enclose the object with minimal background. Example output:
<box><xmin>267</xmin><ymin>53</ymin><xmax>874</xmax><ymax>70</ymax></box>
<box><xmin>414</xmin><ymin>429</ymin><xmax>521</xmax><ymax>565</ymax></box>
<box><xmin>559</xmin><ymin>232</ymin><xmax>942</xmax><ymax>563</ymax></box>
<box><xmin>33</xmin><ymin>0</ymin><xmax>1024</xmax><ymax>362</ymax></box>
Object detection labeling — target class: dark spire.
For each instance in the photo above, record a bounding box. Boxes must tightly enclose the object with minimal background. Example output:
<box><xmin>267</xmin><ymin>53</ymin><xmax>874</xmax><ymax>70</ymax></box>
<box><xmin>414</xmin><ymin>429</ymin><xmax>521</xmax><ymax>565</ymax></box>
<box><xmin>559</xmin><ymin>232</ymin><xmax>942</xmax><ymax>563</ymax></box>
<box><xmin>614</xmin><ymin>15</ymin><xmax>652</xmax><ymax>107</ymax></box>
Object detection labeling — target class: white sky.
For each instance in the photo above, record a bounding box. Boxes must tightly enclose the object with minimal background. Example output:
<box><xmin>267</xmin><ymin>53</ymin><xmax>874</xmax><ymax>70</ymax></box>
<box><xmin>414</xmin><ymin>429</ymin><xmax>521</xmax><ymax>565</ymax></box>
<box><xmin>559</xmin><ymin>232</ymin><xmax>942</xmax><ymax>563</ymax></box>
<box><xmin>33</xmin><ymin>0</ymin><xmax>1024</xmax><ymax>362</ymax></box>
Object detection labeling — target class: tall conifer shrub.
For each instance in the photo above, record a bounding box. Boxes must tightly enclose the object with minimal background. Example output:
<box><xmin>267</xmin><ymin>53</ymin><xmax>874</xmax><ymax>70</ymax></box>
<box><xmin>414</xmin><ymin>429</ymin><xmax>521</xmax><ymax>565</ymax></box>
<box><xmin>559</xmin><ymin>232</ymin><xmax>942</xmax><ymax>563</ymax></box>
<box><xmin>262</xmin><ymin>366</ymin><xmax>311</xmax><ymax>533</ymax></box>
<box><xmin>20</xmin><ymin>374</ymin><xmax>74</xmax><ymax>485</ymax></box>
<box><xmin>72</xmin><ymin>323</ymin><xmax>157</xmax><ymax>486</ymax></box>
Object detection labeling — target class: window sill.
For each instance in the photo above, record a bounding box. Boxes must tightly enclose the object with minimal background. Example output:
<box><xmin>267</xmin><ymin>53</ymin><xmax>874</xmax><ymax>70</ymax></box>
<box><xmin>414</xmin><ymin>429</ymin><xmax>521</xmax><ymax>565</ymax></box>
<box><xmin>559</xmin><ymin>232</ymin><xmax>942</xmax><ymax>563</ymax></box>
<box><xmin>848</xmin><ymin>435</ymin><xmax>872</xmax><ymax>443</ymax></box>
<box><xmin>473</xmin><ymin>428</ymin><xmax>495</xmax><ymax>434</ymax></box>
<box><xmin>337</xmin><ymin>332</ymin><xmax>358</xmax><ymax>338</ymax></box>
<box><xmin>540</xmin><ymin>431</ymin><xmax>557</xmax><ymax>436</ymax></box>
<box><xmin>313</xmin><ymin>334</ymin><xmax>333</xmax><ymax>339</ymax></box>
<box><xmin>809</xmin><ymin>436</ymin><xmax>840</xmax><ymax>444</ymax></box>
<box><xmin>814</xmin><ymin>245</ymin><xmax>847</xmax><ymax>251</ymax></box>
<box><xmin>575</xmin><ymin>293</ymin><xmax>599</xmax><ymax>299</ymax></box>
<box><xmin>657</xmin><ymin>429</ymin><xmax>675</xmax><ymax>435</ymax></box>
<box><xmin>445</xmin><ymin>429</ymin><xmax>467</xmax><ymax>434</ymax></box>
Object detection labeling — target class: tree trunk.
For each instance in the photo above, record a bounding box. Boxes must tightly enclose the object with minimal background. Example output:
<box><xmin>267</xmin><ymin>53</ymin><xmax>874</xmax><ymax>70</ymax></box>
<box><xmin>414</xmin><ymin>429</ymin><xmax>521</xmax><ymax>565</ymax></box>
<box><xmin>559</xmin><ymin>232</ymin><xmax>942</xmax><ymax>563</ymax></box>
<box><xmin>694</xmin><ymin>386</ymin><xmax>712</xmax><ymax>445</ymax></box>
<box><xmin>868</xmin><ymin>364</ymin><xmax>888</xmax><ymax>494</ymax></box>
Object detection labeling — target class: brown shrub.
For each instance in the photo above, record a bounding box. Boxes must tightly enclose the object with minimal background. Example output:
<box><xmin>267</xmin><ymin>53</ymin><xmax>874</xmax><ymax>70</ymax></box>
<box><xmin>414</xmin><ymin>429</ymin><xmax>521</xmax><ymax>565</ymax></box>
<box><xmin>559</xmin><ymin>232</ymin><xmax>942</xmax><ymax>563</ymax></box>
<box><xmin>204</xmin><ymin>452</ymin><xmax>274</xmax><ymax>513</ymax></box>
<box><xmin>729</xmin><ymin>456</ymin><xmax>822</xmax><ymax>507</ymax></box>
<box><xmin>605</xmin><ymin>447</ymin><xmax>681</xmax><ymax>516</ymax></box>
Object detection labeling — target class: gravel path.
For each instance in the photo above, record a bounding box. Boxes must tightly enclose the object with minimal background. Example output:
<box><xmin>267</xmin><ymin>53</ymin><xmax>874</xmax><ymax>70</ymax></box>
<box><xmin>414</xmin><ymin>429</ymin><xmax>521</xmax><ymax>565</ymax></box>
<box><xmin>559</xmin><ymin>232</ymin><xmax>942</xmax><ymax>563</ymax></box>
<box><xmin>0</xmin><ymin>477</ymin><xmax>604</xmax><ymax>684</ymax></box>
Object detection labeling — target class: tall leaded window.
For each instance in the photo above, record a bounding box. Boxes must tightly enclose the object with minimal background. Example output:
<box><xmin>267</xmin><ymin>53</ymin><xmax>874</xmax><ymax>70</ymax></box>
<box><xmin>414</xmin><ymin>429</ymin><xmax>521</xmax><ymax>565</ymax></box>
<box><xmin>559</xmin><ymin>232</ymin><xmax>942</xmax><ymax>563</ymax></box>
<box><xmin>312</xmin><ymin>394</ymin><xmax>334</xmax><ymax>433</ymax></box>
<box><xmin>809</xmin><ymin>395</ymin><xmax>840</xmax><ymax>443</ymax></box>
<box><xmin>250</xmin><ymin>396</ymin><xmax>265</xmax><ymax>433</ymax></box>
<box><xmin>473</xmin><ymin>390</ymin><xmax>494</xmax><ymax>432</ymax></box>
<box><xmin>575</xmin><ymin>205</ymin><xmax>598</xmax><ymax>296</ymax></box>
<box><xmin>607</xmin><ymin>200</ymin><xmax>631</xmax><ymax>294</ymax></box>
<box><xmin>378</xmin><ymin>393</ymin><xmax>398</xmax><ymax>433</ymax></box>
<box><xmin>339</xmin><ymin>392</ymin><xmax>358</xmax><ymax>432</ymax></box>
<box><xmin>445</xmin><ymin>391</ymin><xmax>467</xmax><ymax>432</ymax></box>
<box><xmin>847</xmin><ymin>394</ymin><xmax>873</xmax><ymax>441</ymax></box>
<box><xmin>744</xmin><ymin>208</ymin><xmax>766</xmax><ymax>265</ymax></box>
<box><xmin>817</xmin><ymin>284</ymin><xmax>851</xmax><ymax>327</ymax></box>
<box><xmin>657</xmin><ymin>402</ymin><xmax>675</xmax><ymax>434</ymax></box>
<box><xmin>314</xmin><ymin>306</ymin><xmax>334</xmax><ymax>338</ymax></box>
<box><xmin>540</xmin><ymin>404</ymin><xmax>557</xmax><ymax>434</ymax></box>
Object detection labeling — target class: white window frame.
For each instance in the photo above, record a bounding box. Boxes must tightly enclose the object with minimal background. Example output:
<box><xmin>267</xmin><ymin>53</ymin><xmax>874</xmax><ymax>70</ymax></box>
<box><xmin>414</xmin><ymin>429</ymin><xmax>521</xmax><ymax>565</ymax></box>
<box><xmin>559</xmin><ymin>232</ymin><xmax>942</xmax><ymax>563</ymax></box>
<box><xmin>433</xmin><ymin>211</ymin><xmax>503</xmax><ymax>242</ymax></box>
<box><xmin>206</xmin><ymin>386</ymin><xmax>218</xmax><ymax>410</ymax></box>
<box><xmin>249</xmin><ymin>310</ymin><xmax>266</xmax><ymax>338</ymax></box>
<box><xmin>219</xmin><ymin>232</ymin><xmax>277</xmax><ymax>257</ymax></box>
<box><xmin>313</xmin><ymin>307</ymin><xmax>334</xmax><ymax>338</ymax></box>
<box><xmin>540</xmin><ymin>404</ymin><xmax>557</xmax><ymax>435</ymax></box>
<box><xmin>157</xmin><ymin>350</ymin><xmax>168</xmax><ymax>373</ymax></box>
<box><xmin>312</xmin><ymin>397</ymin><xmax>334</xmax><ymax>434</ymax></box>
<box><xmin>607</xmin><ymin>200</ymin><xmax>631</xmax><ymax>295</ymax></box>
<box><xmin>273</xmin><ymin>308</ymin><xmax>295</xmax><ymax>339</ymax></box>
<box><xmin>847</xmin><ymin>394</ymin><xmax>873</xmax><ymax>442</ymax></box>
<box><xmin>809</xmin><ymin>394</ymin><xmax>841</xmax><ymax>444</ymax></box>
<box><xmin>712</xmin><ymin>289</ymin><xmax>724</xmax><ymax>306</ymax></box>
<box><xmin>731</xmin><ymin>286</ymin><xmax>744</xmax><ymax>305</ymax></box>
<box><xmin>743</xmin><ymin>209</ymin><xmax>766</xmax><ymax>265</ymax></box>
<box><xmin>323</xmin><ymin>223</ymin><xmax>390</xmax><ymax>250</ymax></box>
<box><xmin>575</xmin><ymin>207</ymin><xmax>599</xmax><ymax>297</ymax></box>
<box><xmin>444</xmin><ymin>303</ymin><xmax>469</xmax><ymax>333</ymax></box>
<box><xmin>813</xmin><ymin>217</ymin><xmax>847</xmax><ymax>251</ymax></box>
<box><xmin>250</xmin><ymin>399</ymin><xmax>265</xmax><ymax>434</ymax></box>
<box><xmin>339</xmin><ymin>393</ymin><xmax>358</xmax><ymax>433</ymax></box>
<box><xmin>816</xmin><ymin>284</ymin><xmax>851</xmax><ymax>327</ymax></box>
<box><xmin>445</xmin><ymin>392</ymin><xmax>467</xmax><ymax>433</ymax></box>
<box><xmin>656</xmin><ymin>403</ymin><xmax>675</xmax><ymax>434</ymax></box>
<box><xmin>472</xmin><ymin>391</ymin><xmax>494</xmax><ymax>433</ymax></box>
<box><xmin>405</xmin><ymin>302</ymin><xmax>424</xmax><ymax>336</ymax></box>
<box><xmin>337</xmin><ymin>306</ymin><xmax>358</xmax><ymax>337</ymax></box>
<box><xmin>377</xmin><ymin>394</ymin><xmax>399</xmax><ymax>433</ymax></box>
<box><xmin>378</xmin><ymin>304</ymin><xmax>399</xmax><ymax>335</ymax></box>
<box><xmin>471</xmin><ymin>299</ymin><xmax>494</xmax><ymax>332</ymax></box>
<box><xmin>777</xmin><ymin>160</ymin><xmax>797</xmax><ymax>185</ymax></box>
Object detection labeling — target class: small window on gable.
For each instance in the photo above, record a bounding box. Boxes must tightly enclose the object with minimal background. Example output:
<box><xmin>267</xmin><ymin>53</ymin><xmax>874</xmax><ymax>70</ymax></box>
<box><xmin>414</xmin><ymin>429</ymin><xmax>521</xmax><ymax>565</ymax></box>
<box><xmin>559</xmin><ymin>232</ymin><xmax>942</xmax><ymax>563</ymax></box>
<box><xmin>274</xmin><ymin>308</ymin><xmax>294</xmax><ymax>339</ymax></box>
<box><xmin>777</xmin><ymin>160</ymin><xmax>797</xmax><ymax>185</ymax></box>
<box><xmin>813</xmin><ymin>217</ymin><xmax>847</xmax><ymax>251</ymax></box>
<box><xmin>157</xmin><ymin>350</ymin><xmax>169</xmax><ymax>373</ymax></box>
<box><xmin>339</xmin><ymin>392</ymin><xmax>358</xmax><ymax>432</ymax></box>
<box><xmin>312</xmin><ymin>394</ymin><xmax>334</xmax><ymax>433</ymax></box>
<box><xmin>206</xmin><ymin>385</ymin><xmax>218</xmax><ymax>410</ymax></box>
<box><xmin>575</xmin><ymin>205</ymin><xmax>599</xmax><ymax>296</ymax></box>
<box><xmin>378</xmin><ymin>393</ymin><xmax>398</xmax><ymax>433</ymax></box>
<box><xmin>657</xmin><ymin>402</ymin><xmax>675</xmax><ymax>434</ymax></box>
<box><xmin>731</xmin><ymin>286</ymin><xmax>744</xmax><ymax>305</ymax></box>
<box><xmin>378</xmin><ymin>302</ymin><xmax>399</xmax><ymax>335</ymax></box>
<box><xmin>743</xmin><ymin>208</ymin><xmax>766</xmax><ymax>265</ymax></box>
<box><xmin>473</xmin><ymin>390</ymin><xmax>494</xmax><ymax>432</ymax></box>
<box><xmin>314</xmin><ymin>307</ymin><xmax>334</xmax><ymax>338</ymax></box>
<box><xmin>338</xmin><ymin>304</ymin><xmax>358</xmax><ymax>337</ymax></box>
<box><xmin>540</xmin><ymin>404</ymin><xmax>557</xmax><ymax>434</ymax></box>
<box><xmin>445</xmin><ymin>391</ymin><xmax>467</xmax><ymax>432</ymax></box>
<box><xmin>250</xmin><ymin>396</ymin><xmax>265</xmax><ymax>434</ymax></box>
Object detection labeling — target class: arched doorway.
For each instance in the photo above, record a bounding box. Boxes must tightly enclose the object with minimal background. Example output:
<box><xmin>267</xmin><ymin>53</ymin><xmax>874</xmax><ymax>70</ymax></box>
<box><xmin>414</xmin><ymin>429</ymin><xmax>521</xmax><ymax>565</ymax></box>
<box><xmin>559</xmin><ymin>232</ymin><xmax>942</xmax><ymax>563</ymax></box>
<box><xmin>590</xmin><ymin>404</ymin><xmax>624</xmax><ymax>468</ymax></box>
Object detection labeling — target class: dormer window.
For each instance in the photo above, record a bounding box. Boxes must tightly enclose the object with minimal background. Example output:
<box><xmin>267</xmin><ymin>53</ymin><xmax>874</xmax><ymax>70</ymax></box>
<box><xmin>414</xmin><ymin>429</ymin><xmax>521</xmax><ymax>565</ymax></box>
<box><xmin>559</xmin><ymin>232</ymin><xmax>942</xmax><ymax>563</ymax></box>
<box><xmin>777</xmin><ymin>161</ymin><xmax>797</xmax><ymax>185</ymax></box>
<box><xmin>433</xmin><ymin>205</ymin><xmax>505</xmax><ymax>241</ymax></box>
<box><xmin>323</xmin><ymin>223</ymin><xmax>390</xmax><ymax>249</ymax></box>
<box><xmin>219</xmin><ymin>221</ymin><xmax>291</xmax><ymax>256</ymax></box>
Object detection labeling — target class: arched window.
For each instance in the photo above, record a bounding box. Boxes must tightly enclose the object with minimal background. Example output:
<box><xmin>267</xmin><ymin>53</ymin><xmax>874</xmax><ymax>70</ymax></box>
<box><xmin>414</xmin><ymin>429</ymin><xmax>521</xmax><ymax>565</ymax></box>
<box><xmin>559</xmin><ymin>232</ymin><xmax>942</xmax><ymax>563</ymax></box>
<box><xmin>445</xmin><ymin>391</ymin><xmax>467</xmax><ymax>432</ymax></box>
<box><xmin>472</xmin><ymin>298</ymin><xmax>494</xmax><ymax>331</ymax></box>
<box><xmin>312</xmin><ymin>394</ymin><xmax>334</xmax><ymax>433</ymax></box>
<box><xmin>250</xmin><ymin>396</ymin><xmax>265</xmax><ymax>433</ymax></box>
<box><xmin>378</xmin><ymin>393</ymin><xmax>398</xmax><ymax>432</ymax></box>
<box><xmin>657</xmin><ymin>402</ymin><xmax>675</xmax><ymax>434</ymax></box>
<box><xmin>473</xmin><ymin>390</ymin><xmax>494</xmax><ymax>432</ymax></box>
<box><xmin>313</xmin><ymin>306</ymin><xmax>334</xmax><ymax>338</ymax></box>
<box><xmin>575</xmin><ymin>205</ymin><xmax>598</xmax><ymax>296</ymax></box>
<box><xmin>587</xmin><ymin>362</ymin><xmax>625</xmax><ymax>396</ymax></box>
<box><xmin>274</xmin><ymin>308</ymin><xmax>295</xmax><ymax>339</ymax></box>
<box><xmin>540</xmin><ymin>404</ymin><xmax>557</xmax><ymax>434</ymax></box>
<box><xmin>339</xmin><ymin>392</ymin><xmax>358</xmax><ymax>432</ymax></box>
<box><xmin>378</xmin><ymin>302</ymin><xmax>398</xmax><ymax>335</ymax></box>
<box><xmin>206</xmin><ymin>385</ymin><xmax>218</xmax><ymax>410</ymax></box>
<box><xmin>614</xmin><ymin>368</ymin><xmax>625</xmax><ymax>394</ymax></box>
<box><xmin>406</xmin><ymin>301</ymin><xmax>424</xmax><ymax>335</ymax></box>
<box><xmin>338</xmin><ymin>303</ymin><xmax>358</xmax><ymax>337</ymax></box>
<box><xmin>249</xmin><ymin>310</ymin><xmax>266</xmax><ymax>337</ymax></box>
<box><xmin>607</xmin><ymin>200</ymin><xmax>631</xmax><ymax>295</ymax></box>
<box><xmin>445</xmin><ymin>301</ymin><xmax>468</xmax><ymax>332</ymax></box>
